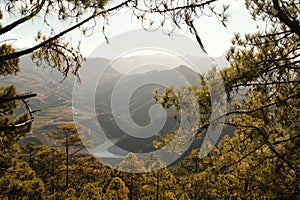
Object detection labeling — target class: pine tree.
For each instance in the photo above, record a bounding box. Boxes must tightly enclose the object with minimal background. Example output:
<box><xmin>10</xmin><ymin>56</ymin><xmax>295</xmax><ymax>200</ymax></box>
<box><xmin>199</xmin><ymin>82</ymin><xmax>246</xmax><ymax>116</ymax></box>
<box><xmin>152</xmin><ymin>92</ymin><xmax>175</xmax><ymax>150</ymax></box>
<box><xmin>0</xmin><ymin>160</ymin><xmax>45</xmax><ymax>200</ymax></box>
<box><xmin>19</xmin><ymin>142</ymin><xmax>65</xmax><ymax>197</ymax></box>
<box><xmin>104</xmin><ymin>177</ymin><xmax>129</xmax><ymax>200</ymax></box>
<box><xmin>142</xmin><ymin>153</ymin><xmax>177</xmax><ymax>200</ymax></box>
<box><xmin>117</xmin><ymin>153</ymin><xmax>146</xmax><ymax>200</ymax></box>
<box><xmin>152</xmin><ymin>1</ymin><xmax>300</xmax><ymax>198</ymax></box>
<box><xmin>79</xmin><ymin>182</ymin><xmax>103</xmax><ymax>200</ymax></box>
<box><xmin>70</xmin><ymin>153</ymin><xmax>111</xmax><ymax>192</ymax></box>
<box><xmin>48</xmin><ymin>123</ymin><xmax>93</xmax><ymax>189</ymax></box>
<box><xmin>62</xmin><ymin>188</ymin><xmax>78</xmax><ymax>200</ymax></box>
<box><xmin>0</xmin><ymin>26</ymin><xmax>41</xmax><ymax>200</ymax></box>
<box><xmin>0</xmin><ymin>43</ymin><xmax>34</xmax><ymax>170</ymax></box>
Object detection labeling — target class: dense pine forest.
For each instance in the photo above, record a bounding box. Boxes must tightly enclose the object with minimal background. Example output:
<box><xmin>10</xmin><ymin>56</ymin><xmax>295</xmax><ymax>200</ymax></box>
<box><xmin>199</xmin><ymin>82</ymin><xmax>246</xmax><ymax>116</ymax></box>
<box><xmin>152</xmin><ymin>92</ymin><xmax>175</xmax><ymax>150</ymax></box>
<box><xmin>1</xmin><ymin>0</ymin><xmax>300</xmax><ymax>199</ymax></box>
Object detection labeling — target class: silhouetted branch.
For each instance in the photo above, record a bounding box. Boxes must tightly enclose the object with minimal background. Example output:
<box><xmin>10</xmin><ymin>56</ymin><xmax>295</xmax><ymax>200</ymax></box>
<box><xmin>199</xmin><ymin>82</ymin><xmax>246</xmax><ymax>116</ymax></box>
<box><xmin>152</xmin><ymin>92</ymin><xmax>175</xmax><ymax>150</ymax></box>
<box><xmin>272</xmin><ymin>0</ymin><xmax>300</xmax><ymax>37</ymax></box>
<box><xmin>0</xmin><ymin>0</ymin><xmax>46</xmax><ymax>35</ymax></box>
<box><xmin>0</xmin><ymin>0</ymin><xmax>132</xmax><ymax>62</ymax></box>
<box><xmin>0</xmin><ymin>92</ymin><xmax>38</xmax><ymax>131</ymax></box>
<box><xmin>0</xmin><ymin>93</ymin><xmax>37</xmax><ymax>103</ymax></box>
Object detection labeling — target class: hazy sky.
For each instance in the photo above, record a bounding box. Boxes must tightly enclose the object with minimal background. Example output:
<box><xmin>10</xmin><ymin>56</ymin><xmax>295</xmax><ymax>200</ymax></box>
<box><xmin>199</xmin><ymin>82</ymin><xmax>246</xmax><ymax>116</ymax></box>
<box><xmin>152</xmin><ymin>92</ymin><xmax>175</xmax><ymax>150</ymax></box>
<box><xmin>1</xmin><ymin>0</ymin><xmax>261</xmax><ymax>57</ymax></box>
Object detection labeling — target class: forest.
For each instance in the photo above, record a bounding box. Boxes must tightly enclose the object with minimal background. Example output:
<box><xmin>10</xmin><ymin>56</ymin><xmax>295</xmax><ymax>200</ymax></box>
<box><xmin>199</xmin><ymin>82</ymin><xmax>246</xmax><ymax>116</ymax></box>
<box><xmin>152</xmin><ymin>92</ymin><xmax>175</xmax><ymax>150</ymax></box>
<box><xmin>0</xmin><ymin>0</ymin><xmax>300</xmax><ymax>199</ymax></box>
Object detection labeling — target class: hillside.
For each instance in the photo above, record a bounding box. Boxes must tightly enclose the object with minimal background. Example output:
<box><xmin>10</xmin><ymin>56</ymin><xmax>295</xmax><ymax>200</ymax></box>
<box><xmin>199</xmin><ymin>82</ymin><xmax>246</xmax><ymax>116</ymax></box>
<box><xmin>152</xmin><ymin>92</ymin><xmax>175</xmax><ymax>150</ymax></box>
<box><xmin>1</xmin><ymin>54</ymin><xmax>228</xmax><ymax>155</ymax></box>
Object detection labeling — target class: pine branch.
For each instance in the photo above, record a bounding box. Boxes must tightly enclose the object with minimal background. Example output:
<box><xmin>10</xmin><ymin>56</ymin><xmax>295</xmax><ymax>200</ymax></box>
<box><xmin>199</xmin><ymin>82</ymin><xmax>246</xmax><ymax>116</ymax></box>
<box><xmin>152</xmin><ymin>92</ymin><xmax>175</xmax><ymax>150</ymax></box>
<box><xmin>272</xmin><ymin>0</ymin><xmax>300</xmax><ymax>37</ymax></box>
<box><xmin>0</xmin><ymin>93</ymin><xmax>38</xmax><ymax>131</ymax></box>
<box><xmin>0</xmin><ymin>0</ymin><xmax>46</xmax><ymax>35</ymax></box>
<box><xmin>0</xmin><ymin>93</ymin><xmax>37</xmax><ymax>103</ymax></box>
<box><xmin>0</xmin><ymin>0</ymin><xmax>132</xmax><ymax>62</ymax></box>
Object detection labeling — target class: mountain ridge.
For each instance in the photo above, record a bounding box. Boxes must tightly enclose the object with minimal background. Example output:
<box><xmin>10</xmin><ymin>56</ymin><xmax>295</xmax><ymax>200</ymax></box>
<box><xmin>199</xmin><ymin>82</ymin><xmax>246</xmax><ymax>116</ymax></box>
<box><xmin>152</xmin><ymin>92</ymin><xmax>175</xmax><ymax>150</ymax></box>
<box><xmin>1</xmin><ymin>54</ymin><xmax>228</xmax><ymax>155</ymax></box>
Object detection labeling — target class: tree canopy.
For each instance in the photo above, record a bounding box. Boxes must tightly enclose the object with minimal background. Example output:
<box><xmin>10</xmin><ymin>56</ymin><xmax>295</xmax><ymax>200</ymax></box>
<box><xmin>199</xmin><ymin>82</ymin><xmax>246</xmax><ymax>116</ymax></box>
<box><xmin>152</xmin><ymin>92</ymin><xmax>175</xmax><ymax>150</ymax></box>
<box><xmin>154</xmin><ymin>0</ymin><xmax>300</xmax><ymax>198</ymax></box>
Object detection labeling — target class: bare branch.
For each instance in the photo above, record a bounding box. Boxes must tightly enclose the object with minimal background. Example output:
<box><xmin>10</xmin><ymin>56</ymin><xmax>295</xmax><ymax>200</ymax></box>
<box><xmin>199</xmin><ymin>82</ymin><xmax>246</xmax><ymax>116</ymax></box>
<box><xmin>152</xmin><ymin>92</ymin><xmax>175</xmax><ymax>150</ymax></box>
<box><xmin>0</xmin><ymin>0</ymin><xmax>132</xmax><ymax>62</ymax></box>
<box><xmin>0</xmin><ymin>0</ymin><xmax>46</xmax><ymax>35</ymax></box>
<box><xmin>133</xmin><ymin>0</ymin><xmax>218</xmax><ymax>13</ymax></box>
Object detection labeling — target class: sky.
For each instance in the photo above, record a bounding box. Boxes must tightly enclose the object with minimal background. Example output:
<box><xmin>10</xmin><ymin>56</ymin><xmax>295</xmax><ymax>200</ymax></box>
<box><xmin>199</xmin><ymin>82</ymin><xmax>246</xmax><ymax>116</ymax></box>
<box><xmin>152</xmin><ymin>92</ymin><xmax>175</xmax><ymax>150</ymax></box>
<box><xmin>1</xmin><ymin>0</ymin><xmax>262</xmax><ymax>58</ymax></box>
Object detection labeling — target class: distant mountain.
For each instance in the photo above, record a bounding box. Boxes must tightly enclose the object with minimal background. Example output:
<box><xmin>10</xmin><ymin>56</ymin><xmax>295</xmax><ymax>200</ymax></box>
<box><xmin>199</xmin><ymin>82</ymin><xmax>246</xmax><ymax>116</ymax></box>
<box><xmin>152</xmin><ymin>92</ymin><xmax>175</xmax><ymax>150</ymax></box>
<box><xmin>185</xmin><ymin>54</ymin><xmax>229</xmax><ymax>69</ymax></box>
<box><xmin>1</xmin><ymin>54</ymin><xmax>227</xmax><ymax>156</ymax></box>
<box><xmin>108</xmin><ymin>53</ymin><xmax>228</xmax><ymax>74</ymax></box>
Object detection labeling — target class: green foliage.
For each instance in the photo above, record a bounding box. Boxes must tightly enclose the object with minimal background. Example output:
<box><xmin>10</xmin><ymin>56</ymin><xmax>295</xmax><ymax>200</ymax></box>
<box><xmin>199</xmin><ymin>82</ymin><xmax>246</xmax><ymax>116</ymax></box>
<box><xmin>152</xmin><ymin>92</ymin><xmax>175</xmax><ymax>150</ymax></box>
<box><xmin>104</xmin><ymin>177</ymin><xmax>129</xmax><ymax>200</ymax></box>
<box><xmin>151</xmin><ymin>1</ymin><xmax>300</xmax><ymax>199</ymax></box>
<box><xmin>70</xmin><ymin>153</ymin><xmax>111</xmax><ymax>192</ymax></box>
<box><xmin>0</xmin><ymin>85</ymin><xmax>18</xmax><ymax>114</ymax></box>
<box><xmin>142</xmin><ymin>154</ymin><xmax>177</xmax><ymax>199</ymax></box>
<box><xmin>19</xmin><ymin>142</ymin><xmax>112</xmax><ymax>198</ymax></box>
<box><xmin>19</xmin><ymin>142</ymin><xmax>66</xmax><ymax>197</ymax></box>
<box><xmin>0</xmin><ymin>44</ymin><xmax>33</xmax><ymax>178</ymax></box>
<box><xmin>48</xmin><ymin>123</ymin><xmax>92</xmax><ymax>154</ymax></box>
<box><xmin>47</xmin><ymin>123</ymin><xmax>93</xmax><ymax>188</ymax></box>
<box><xmin>63</xmin><ymin>188</ymin><xmax>78</xmax><ymax>200</ymax></box>
<box><xmin>0</xmin><ymin>160</ymin><xmax>45</xmax><ymax>200</ymax></box>
<box><xmin>79</xmin><ymin>182</ymin><xmax>103</xmax><ymax>200</ymax></box>
<box><xmin>0</xmin><ymin>44</ymin><xmax>19</xmax><ymax>76</ymax></box>
<box><xmin>216</xmin><ymin>1</ymin><xmax>300</xmax><ymax>198</ymax></box>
